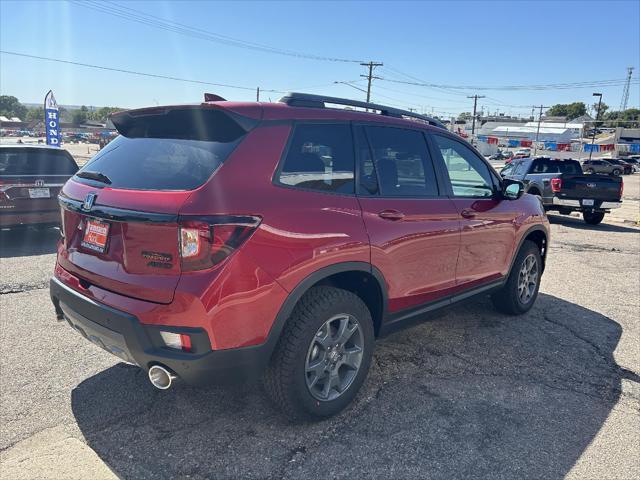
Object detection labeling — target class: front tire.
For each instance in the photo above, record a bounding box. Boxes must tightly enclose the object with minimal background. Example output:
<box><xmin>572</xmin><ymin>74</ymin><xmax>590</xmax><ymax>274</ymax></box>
<box><xmin>491</xmin><ymin>240</ymin><xmax>542</xmax><ymax>315</ymax></box>
<box><xmin>583</xmin><ymin>211</ymin><xmax>605</xmax><ymax>225</ymax></box>
<box><xmin>613</xmin><ymin>169</ymin><xmax>621</xmax><ymax>176</ymax></box>
<box><xmin>264</xmin><ymin>286</ymin><xmax>374</xmax><ymax>421</ymax></box>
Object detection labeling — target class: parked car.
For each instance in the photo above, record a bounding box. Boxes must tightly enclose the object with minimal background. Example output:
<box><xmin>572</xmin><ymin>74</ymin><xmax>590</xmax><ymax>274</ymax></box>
<box><xmin>0</xmin><ymin>145</ymin><xmax>78</xmax><ymax>228</ymax></box>
<box><xmin>581</xmin><ymin>159</ymin><xmax>623</xmax><ymax>176</ymax></box>
<box><xmin>605</xmin><ymin>158</ymin><xmax>634</xmax><ymax>175</ymax></box>
<box><xmin>501</xmin><ymin>157</ymin><xmax>623</xmax><ymax>225</ymax></box>
<box><xmin>50</xmin><ymin>93</ymin><xmax>550</xmax><ymax>420</ymax></box>
<box><xmin>513</xmin><ymin>148</ymin><xmax>531</xmax><ymax>159</ymax></box>
<box><xmin>622</xmin><ymin>157</ymin><xmax>640</xmax><ymax>171</ymax></box>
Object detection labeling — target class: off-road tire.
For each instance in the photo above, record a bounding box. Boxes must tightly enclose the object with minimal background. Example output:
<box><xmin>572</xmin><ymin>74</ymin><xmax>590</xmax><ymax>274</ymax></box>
<box><xmin>491</xmin><ymin>240</ymin><xmax>542</xmax><ymax>315</ymax></box>
<box><xmin>264</xmin><ymin>286</ymin><xmax>374</xmax><ymax>421</ymax></box>
<box><xmin>583</xmin><ymin>211</ymin><xmax>605</xmax><ymax>225</ymax></box>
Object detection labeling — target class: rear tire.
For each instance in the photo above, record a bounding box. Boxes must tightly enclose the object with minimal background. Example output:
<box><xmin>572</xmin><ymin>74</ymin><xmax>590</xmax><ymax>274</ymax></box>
<box><xmin>264</xmin><ymin>286</ymin><xmax>374</xmax><ymax>421</ymax></box>
<box><xmin>583</xmin><ymin>211</ymin><xmax>605</xmax><ymax>225</ymax></box>
<box><xmin>585</xmin><ymin>168</ymin><xmax>595</xmax><ymax>174</ymax></box>
<box><xmin>491</xmin><ymin>240</ymin><xmax>542</xmax><ymax>315</ymax></box>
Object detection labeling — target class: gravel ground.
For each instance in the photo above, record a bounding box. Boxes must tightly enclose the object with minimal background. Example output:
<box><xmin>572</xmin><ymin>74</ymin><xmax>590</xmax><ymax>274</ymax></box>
<box><xmin>1</xmin><ymin>211</ymin><xmax>639</xmax><ymax>479</ymax></box>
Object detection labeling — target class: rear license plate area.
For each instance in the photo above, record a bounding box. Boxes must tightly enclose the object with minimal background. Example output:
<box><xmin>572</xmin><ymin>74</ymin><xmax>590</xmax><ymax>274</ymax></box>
<box><xmin>28</xmin><ymin>188</ymin><xmax>50</xmax><ymax>198</ymax></box>
<box><xmin>582</xmin><ymin>199</ymin><xmax>595</xmax><ymax>206</ymax></box>
<box><xmin>81</xmin><ymin>218</ymin><xmax>110</xmax><ymax>253</ymax></box>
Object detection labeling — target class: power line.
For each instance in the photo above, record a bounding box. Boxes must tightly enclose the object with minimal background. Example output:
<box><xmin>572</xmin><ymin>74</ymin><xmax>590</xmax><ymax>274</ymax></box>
<box><xmin>378</xmin><ymin>76</ymin><xmax>639</xmax><ymax>92</ymax></box>
<box><xmin>0</xmin><ymin>50</ymin><xmax>285</xmax><ymax>92</ymax></box>
<box><xmin>73</xmin><ymin>0</ymin><xmax>363</xmax><ymax>63</ymax></box>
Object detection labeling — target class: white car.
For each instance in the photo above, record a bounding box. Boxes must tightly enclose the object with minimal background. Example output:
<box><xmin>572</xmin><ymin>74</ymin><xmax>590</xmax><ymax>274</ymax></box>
<box><xmin>514</xmin><ymin>148</ymin><xmax>531</xmax><ymax>157</ymax></box>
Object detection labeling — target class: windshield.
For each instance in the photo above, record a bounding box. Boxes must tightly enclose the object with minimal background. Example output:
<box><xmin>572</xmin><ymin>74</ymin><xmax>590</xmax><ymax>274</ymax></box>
<box><xmin>0</xmin><ymin>149</ymin><xmax>77</xmax><ymax>175</ymax></box>
<box><xmin>77</xmin><ymin>134</ymin><xmax>242</xmax><ymax>191</ymax></box>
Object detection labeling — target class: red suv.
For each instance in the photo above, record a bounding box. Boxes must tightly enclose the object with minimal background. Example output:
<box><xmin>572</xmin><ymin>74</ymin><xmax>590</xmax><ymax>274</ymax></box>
<box><xmin>50</xmin><ymin>93</ymin><xmax>549</xmax><ymax>420</ymax></box>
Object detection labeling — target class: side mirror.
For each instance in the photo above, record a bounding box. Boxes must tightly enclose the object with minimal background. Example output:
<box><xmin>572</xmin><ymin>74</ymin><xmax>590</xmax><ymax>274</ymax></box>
<box><xmin>503</xmin><ymin>181</ymin><xmax>523</xmax><ymax>200</ymax></box>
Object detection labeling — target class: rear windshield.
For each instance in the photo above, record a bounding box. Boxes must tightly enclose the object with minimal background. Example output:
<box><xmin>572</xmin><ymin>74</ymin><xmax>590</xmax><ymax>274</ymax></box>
<box><xmin>530</xmin><ymin>159</ymin><xmax>582</xmax><ymax>175</ymax></box>
<box><xmin>78</xmin><ymin>135</ymin><xmax>242</xmax><ymax>191</ymax></box>
<box><xmin>76</xmin><ymin>108</ymin><xmax>248</xmax><ymax>191</ymax></box>
<box><xmin>0</xmin><ymin>149</ymin><xmax>78</xmax><ymax>175</ymax></box>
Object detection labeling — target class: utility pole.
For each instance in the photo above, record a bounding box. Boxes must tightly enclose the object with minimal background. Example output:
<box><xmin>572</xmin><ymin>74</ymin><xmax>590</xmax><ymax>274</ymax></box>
<box><xmin>619</xmin><ymin>67</ymin><xmax>633</xmax><ymax>111</ymax></box>
<box><xmin>533</xmin><ymin>105</ymin><xmax>549</xmax><ymax>156</ymax></box>
<box><xmin>360</xmin><ymin>61</ymin><xmax>383</xmax><ymax>103</ymax></box>
<box><xmin>256</xmin><ymin>87</ymin><xmax>260</xmax><ymax>102</ymax></box>
<box><xmin>467</xmin><ymin>94</ymin><xmax>485</xmax><ymax>140</ymax></box>
<box><xmin>589</xmin><ymin>93</ymin><xmax>603</xmax><ymax>161</ymax></box>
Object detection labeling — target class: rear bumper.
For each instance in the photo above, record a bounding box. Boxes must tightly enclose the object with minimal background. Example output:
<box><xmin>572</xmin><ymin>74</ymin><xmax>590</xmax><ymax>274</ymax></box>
<box><xmin>50</xmin><ymin>277</ymin><xmax>270</xmax><ymax>385</ymax></box>
<box><xmin>551</xmin><ymin>198</ymin><xmax>622</xmax><ymax>210</ymax></box>
<box><xmin>0</xmin><ymin>209</ymin><xmax>60</xmax><ymax>227</ymax></box>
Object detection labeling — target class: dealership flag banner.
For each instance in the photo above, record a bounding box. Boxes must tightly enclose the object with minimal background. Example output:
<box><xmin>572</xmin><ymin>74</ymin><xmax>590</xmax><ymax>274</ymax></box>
<box><xmin>44</xmin><ymin>90</ymin><xmax>60</xmax><ymax>146</ymax></box>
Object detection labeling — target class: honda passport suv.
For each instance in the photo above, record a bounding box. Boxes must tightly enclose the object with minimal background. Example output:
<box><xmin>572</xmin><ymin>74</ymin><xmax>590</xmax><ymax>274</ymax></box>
<box><xmin>50</xmin><ymin>93</ymin><xmax>549</xmax><ymax>420</ymax></box>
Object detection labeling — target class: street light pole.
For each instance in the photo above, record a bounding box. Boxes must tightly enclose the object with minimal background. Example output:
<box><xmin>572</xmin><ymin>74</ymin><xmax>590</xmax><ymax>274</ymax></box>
<box><xmin>589</xmin><ymin>93</ymin><xmax>603</xmax><ymax>162</ymax></box>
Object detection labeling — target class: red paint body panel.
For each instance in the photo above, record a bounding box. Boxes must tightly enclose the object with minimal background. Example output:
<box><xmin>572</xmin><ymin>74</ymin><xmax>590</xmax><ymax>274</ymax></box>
<box><xmin>358</xmin><ymin>197</ymin><xmax>461</xmax><ymax>312</ymax></box>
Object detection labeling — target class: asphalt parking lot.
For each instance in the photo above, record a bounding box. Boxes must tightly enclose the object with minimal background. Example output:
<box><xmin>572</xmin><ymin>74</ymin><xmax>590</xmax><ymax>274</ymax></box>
<box><xmin>1</xmin><ymin>199</ymin><xmax>639</xmax><ymax>479</ymax></box>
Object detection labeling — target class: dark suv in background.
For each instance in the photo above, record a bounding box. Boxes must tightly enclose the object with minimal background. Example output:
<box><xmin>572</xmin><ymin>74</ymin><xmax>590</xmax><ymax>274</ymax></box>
<box><xmin>0</xmin><ymin>145</ymin><xmax>78</xmax><ymax>228</ymax></box>
<box><xmin>50</xmin><ymin>93</ymin><xmax>549</xmax><ymax>420</ymax></box>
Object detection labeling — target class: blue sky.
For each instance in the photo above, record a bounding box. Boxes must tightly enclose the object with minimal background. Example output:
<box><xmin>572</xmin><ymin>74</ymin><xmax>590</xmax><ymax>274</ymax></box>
<box><xmin>1</xmin><ymin>0</ymin><xmax>638</xmax><ymax>118</ymax></box>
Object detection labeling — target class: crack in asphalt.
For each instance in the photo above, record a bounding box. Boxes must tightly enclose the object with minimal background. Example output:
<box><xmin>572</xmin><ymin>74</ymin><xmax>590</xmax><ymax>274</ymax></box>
<box><xmin>0</xmin><ymin>283</ymin><xmax>49</xmax><ymax>295</ymax></box>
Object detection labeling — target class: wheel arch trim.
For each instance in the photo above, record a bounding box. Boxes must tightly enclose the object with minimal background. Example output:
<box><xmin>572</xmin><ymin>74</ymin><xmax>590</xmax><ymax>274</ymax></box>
<box><xmin>262</xmin><ymin>262</ymin><xmax>389</xmax><ymax>360</ymax></box>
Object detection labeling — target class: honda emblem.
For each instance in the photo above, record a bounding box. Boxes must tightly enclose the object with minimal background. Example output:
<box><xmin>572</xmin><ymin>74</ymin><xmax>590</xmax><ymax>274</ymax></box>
<box><xmin>82</xmin><ymin>193</ymin><xmax>97</xmax><ymax>211</ymax></box>
<box><xmin>586</xmin><ymin>182</ymin><xmax>596</xmax><ymax>188</ymax></box>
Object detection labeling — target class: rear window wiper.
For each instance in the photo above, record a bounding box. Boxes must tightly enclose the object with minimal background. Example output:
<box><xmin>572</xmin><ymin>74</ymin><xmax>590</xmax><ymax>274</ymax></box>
<box><xmin>76</xmin><ymin>170</ymin><xmax>112</xmax><ymax>185</ymax></box>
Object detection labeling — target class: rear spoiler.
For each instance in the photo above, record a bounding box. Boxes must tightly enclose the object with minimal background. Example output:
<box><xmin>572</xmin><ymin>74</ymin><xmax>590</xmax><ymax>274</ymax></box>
<box><xmin>109</xmin><ymin>105</ymin><xmax>258</xmax><ymax>140</ymax></box>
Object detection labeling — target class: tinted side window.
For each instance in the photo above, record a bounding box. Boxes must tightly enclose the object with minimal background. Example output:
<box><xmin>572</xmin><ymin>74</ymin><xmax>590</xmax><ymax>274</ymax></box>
<box><xmin>364</xmin><ymin>126</ymin><xmax>438</xmax><ymax>197</ymax></box>
<box><xmin>354</xmin><ymin>126</ymin><xmax>377</xmax><ymax>194</ymax></box>
<box><xmin>432</xmin><ymin>134</ymin><xmax>495</xmax><ymax>198</ymax></box>
<box><xmin>0</xmin><ymin>149</ymin><xmax>78</xmax><ymax>175</ymax></box>
<box><xmin>278</xmin><ymin>124</ymin><xmax>354</xmax><ymax>193</ymax></box>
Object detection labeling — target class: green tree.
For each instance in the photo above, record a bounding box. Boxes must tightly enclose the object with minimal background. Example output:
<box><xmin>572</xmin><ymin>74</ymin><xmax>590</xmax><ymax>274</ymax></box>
<box><xmin>72</xmin><ymin>105</ymin><xmax>89</xmax><ymax>125</ymax></box>
<box><xmin>546</xmin><ymin>102</ymin><xmax>587</xmax><ymax>120</ymax></box>
<box><xmin>457</xmin><ymin>112</ymin><xmax>472</xmax><ymax>121</ymax></box>
<box><xmin>26</xmin><ymin>106</ymin><xmax>44</xmax><ymax>122</ymax></box>
<box><xmin>0</xmin><ymin>95</ymin><xmax>28</xmax><ymax>120</ymax></box>
<box><xmin>603</xmin><ymin>108</ymin><xmax>640</xmax><ymax>128</ymax></box>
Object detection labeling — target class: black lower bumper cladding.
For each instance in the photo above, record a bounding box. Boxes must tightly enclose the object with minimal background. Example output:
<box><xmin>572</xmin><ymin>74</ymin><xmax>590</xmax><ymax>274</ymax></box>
<box><xmin>49</xmin><ymin>277</ymin><xmax>269</xmax><ymax>385</ymax></box>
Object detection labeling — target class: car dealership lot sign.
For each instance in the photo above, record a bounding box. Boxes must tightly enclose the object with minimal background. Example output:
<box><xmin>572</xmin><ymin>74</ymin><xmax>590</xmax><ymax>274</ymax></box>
<box><xmin>44</xmin><ymin>90</ymin><xmax>60</xmax><ymax>146</ymax></box>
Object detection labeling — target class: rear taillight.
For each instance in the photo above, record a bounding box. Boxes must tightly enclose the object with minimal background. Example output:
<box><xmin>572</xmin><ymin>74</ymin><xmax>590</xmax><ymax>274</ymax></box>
<box><xmin>551</xmin><ymin>178</ymin><xmax>562</xmax><ymax>193</ymax></box>
<box><xmin>178</xmin><ymin>216</ymin><xmax>261</xmax><ymax>272</ymax></box>
<box><xmin>619</xmin><ymin>179</ymin><xmax>624</xmax><ymax>198</ymax></box>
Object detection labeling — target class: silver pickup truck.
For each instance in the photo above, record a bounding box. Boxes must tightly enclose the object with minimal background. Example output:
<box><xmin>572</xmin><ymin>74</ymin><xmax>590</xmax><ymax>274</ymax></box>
<box><xmin>500</xmin><ymin>157</ymin><xmax>623</xmax><ymax>225</ymax></box>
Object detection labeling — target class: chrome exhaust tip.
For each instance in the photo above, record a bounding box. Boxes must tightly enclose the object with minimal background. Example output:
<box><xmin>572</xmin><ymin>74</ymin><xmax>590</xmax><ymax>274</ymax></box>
<box><xmin>148</xmin><ymin>365</ymin><xmax>177</xmax><ymax>390</ymax></box>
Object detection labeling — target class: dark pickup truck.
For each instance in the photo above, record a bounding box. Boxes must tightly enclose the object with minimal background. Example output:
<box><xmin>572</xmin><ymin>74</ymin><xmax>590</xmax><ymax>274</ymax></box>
<box><xmin>501</xmin><ymin>157</ymin><xmax>623</xmax><ymax>225</ymax></box>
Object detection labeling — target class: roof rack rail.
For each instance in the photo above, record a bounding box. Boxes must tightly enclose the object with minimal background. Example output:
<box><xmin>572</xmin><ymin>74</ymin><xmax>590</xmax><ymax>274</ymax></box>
<box><xmin>278</xmin><ymin>92</ymin><xmax>447</xmax><ymax>129</ymax></box>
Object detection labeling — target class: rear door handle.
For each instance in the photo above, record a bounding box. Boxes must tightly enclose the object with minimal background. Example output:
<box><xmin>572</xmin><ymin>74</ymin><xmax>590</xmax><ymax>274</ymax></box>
<box><xmin>378</xmin><ymin>209</ymin><xmax>405</xmax><ymax>221</ymax></box>
<box><xmin>460</xmin><ymin>209</ymin><xmax>477</xmax><ymax>219</ymax></box>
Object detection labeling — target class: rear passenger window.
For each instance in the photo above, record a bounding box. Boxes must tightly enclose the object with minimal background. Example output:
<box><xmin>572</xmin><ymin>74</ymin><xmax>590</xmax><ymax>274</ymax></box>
<box><xmin>278</xmin><ymin>124</ymin><xmax>354</xmax><ymax>193</ymax></box>
<box><xmin>364</xmin><ymin>126</ymin><xmax>438</xmax><ymax>197</ymax></box>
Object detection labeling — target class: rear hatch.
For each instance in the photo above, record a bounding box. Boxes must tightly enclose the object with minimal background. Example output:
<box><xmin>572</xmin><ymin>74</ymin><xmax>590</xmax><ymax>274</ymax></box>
<box><xmin>556</xmin><ymin>174</ymin><xmax>622</xmax><ymax>202</ymax></box>
<box><xmin>57</xmin><ymin>106</ymin><xmax>255</xmax><ymax>304</ymax></box>
<box><xmin>0</xmin><ymin>147</ymin><xmax>78</xmax><ymax>215</ymax></box>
